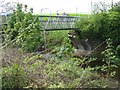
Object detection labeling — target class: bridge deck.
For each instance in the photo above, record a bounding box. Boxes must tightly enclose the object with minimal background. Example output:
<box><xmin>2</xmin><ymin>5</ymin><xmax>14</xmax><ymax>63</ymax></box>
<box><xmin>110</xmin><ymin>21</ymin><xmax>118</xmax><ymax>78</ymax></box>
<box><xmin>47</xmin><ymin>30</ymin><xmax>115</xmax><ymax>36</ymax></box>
<box><xmin>40</xmin><ymin>28</ymin><xmax>79</xmax><ymax>31</ymax></box>
<box><xmin>38</xmin><ymin>15</ymin><xmax>80</xmax><ymax>18</ymax></box>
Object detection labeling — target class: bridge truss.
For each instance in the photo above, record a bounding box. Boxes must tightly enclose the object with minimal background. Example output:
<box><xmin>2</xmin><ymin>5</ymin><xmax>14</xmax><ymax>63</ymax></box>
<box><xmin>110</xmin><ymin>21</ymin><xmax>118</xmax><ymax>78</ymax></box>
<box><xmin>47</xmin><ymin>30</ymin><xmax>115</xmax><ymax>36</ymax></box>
<box><xmin>39</xmin><ymin>15</ymin><xmax>80</xmax><ymax>31</ymax></box>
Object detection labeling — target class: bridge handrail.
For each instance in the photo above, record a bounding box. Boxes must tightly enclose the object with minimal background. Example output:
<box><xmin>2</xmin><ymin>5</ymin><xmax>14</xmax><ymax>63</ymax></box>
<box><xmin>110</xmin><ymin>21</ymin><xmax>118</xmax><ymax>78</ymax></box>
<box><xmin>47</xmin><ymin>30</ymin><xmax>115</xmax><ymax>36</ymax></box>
<box><xmin>40</xmin><ymin>8</ymin><xmax>52</xmax><ymax>16</ymax></box>
<box><xmin>38</xmin><ymin>15</ymin><xmax>80</xmax><ymax>18</ymax></box>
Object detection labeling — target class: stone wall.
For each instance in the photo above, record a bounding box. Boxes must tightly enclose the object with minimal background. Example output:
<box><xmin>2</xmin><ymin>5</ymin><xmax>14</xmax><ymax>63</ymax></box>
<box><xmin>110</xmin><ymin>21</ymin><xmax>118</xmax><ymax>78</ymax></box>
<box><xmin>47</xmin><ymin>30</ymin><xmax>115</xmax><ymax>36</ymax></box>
<box><xmin>68</xmin><ymin>30</ymin><xmax>106</xmax><ymax>58</ymax></box>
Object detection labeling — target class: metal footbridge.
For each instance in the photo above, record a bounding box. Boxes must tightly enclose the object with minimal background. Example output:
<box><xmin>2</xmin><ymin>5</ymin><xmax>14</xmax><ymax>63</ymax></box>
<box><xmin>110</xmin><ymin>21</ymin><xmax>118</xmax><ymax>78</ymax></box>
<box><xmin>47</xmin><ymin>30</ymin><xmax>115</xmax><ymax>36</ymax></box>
<box><xmin>39</xmin><ymin>15</ymin><xmax>79</xmax><ymax>31</ymax></box>
<box><xmin>39</xmin><ymin>8</ymin><xmax>80</xmax><ymax>50</ymax></box>
<box><xmin>39</xmin><ymin>8</ymin><xmax>80</xmax><ymax>31</ymax></box>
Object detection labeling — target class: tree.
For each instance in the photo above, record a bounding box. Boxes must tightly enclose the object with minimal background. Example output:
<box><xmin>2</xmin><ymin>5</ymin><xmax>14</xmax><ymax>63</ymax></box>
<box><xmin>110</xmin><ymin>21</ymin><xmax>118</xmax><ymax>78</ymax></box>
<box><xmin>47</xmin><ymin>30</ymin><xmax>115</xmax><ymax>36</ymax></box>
<box><xmin>92</xmin><ymin>1</ymin><xmax>111</xmax><ymax>14</ymax></box>
<box><xmin>111</xmin><ymin>1</ymin><xmax>120</xmax><ymax>12</ymax></box>
<box><xmin>0</xmin><ymin>0</ymin><xmax>17</xmax><ymax>16</ymax></box>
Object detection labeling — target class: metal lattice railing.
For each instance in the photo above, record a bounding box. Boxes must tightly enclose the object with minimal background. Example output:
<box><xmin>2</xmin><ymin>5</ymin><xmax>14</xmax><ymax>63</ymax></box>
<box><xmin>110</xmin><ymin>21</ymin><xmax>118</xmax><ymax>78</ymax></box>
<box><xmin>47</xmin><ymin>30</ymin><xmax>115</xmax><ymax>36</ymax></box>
<box><xmin>39</xmin><ymin>15</ymin><xmax>80</xmax><ymax>31</ymax></box>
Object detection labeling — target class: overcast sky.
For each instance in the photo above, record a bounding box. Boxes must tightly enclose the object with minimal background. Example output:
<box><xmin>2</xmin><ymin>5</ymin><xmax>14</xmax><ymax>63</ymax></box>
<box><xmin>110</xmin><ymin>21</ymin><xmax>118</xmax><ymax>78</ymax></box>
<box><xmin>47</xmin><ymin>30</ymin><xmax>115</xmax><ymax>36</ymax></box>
<box><xmin>1</xmin><ymin>0</ymin><xmax>120</xmax><ymax>14</ymax></box>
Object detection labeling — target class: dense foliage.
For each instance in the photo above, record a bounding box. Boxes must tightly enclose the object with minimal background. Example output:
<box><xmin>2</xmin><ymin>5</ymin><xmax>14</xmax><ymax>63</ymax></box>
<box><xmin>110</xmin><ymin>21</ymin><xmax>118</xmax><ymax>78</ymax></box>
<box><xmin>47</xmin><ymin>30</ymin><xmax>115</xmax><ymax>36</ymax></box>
<box><xmin>2</xmin><ymin>54</ymin><xmax>118</xmax><ymax>88</ymax></box>
<box><xmin>2</xmin><ymin>2</ymin><xmax>120</xmax><ymax>89</ymax></box>
<box><xmin>77</xmin><ymin>12</ymin><xmax>120</xmax><ymax>44</ymax></box>
<box><xmin>76</xmin><ymin>2</ymin><xmax>120</xmax><ymax>67</ymax></box>
<box><xmin>4</xmin><ymin>4</ymin><xmax>42</xmax><ymax>52</ymax></box>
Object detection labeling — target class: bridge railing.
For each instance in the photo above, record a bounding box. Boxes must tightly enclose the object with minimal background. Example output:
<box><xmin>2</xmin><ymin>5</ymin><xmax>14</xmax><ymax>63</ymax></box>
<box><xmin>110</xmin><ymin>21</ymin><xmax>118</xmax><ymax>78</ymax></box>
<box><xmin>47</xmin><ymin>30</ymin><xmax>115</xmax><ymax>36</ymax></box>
<box><xmin>39</xmin><ymin>15</ymin><xmax>80</xmax><ymax>31</ymax></box>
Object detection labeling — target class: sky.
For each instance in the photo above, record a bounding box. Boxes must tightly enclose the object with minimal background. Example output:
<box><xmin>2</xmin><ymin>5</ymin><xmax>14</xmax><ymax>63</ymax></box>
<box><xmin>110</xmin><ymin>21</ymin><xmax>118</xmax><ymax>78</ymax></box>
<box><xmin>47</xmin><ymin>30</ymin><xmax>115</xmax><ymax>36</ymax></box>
<box><xmin>1</xmin><ymin>0</ymin><xmax>120</xmax><ymax>14</ymax></box>
<box><xmin>18</xmin><ymin>0</ymin><xmax>119</xmax><ymax>14</ymax></box>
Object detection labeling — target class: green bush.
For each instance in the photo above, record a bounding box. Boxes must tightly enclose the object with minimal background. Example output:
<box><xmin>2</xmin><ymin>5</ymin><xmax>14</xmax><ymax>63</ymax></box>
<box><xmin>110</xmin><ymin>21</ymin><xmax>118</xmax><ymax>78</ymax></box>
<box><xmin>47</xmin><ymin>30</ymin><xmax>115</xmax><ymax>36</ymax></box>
<box><xmin>76</xmin><ymin>13</ymin><xmax>108</xmax><ymax>41</ymax></box>
<box><xmin>102</xmin><ymin>38</ymin><xmax>120</xmax><ymax>67</ymax></box>
<box><xmin>76</xmin><ymin>12</ymin><xmax>120</xmax><ymax>45</ymax></box>
<box><xmin>2</xmin><ymin>53</ymin><xmax>118</xmax><ymax>88</ymax></box>
<box><xmin>4</xmin><ymin>3</ymin><xmax>42</xmax><ymax>52</ymax></box>
<box><xmin>20</xmin><ymin>55</ymin><xmax>118</xmax><ymax>88</ymax></box>
<box><xmin>2</xmin><ymin>64</ymin><xmax>28</xmax><ymax>88</ymax></box>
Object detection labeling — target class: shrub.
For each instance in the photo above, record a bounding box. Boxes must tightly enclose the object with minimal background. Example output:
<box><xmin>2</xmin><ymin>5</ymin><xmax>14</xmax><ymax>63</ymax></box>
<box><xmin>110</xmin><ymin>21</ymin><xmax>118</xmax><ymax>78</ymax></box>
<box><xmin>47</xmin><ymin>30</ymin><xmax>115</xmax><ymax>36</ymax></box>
<box><xmin>102</xmin><ymin>38</ymin><xmax>120</xmax><ymax>67</ymax></box>
<box><xmin>21</xmin><ymin>55</ymin><xmax>118</xmax><ymax>88</ymax></box>
<box><xmin>4</xmin><ymin>3</ymin><xmax>42</xmax><ymax>52</ymax></box>
<box><xmin>76</xmin><ymin>12</ymin><xmax>120</xmax><ymax>45</ymax></box>
<box><xmin>2</xmin><ymin>64</ymin><xmax>28</xmax><ymax>88</ymax></box>
<box><xmin>2</xmin><ymin>53</ymin><xmax>118</xmax><ymax>88</ymax></box>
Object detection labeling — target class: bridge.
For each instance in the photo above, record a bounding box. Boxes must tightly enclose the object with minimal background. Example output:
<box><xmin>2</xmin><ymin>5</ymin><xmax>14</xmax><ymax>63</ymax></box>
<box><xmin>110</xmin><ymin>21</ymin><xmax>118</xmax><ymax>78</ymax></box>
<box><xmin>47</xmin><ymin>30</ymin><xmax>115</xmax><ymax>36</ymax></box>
<box><xmin>39</xmin><ymin>8</ymin><xmax>80</xmax><ymax>31</ymax></box>
<box><xmin>38</xmin><ymin>14</ymin><xmax>80</xmax><ymax>50</ymax></box>
<box><xmin>38</xmin><ymin>8</ymin><xmax>81</xmax><ymax>50</ymax></box>
<box><xmin>39</xmin><ymin>15</ymin><xmax>80</xmax><ymax>31</ymax></box>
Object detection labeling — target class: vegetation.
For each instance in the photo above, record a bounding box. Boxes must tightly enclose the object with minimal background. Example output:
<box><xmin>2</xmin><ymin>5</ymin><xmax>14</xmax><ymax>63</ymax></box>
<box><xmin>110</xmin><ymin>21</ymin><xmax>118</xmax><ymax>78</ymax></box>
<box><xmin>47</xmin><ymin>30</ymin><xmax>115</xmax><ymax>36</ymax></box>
<box><xmin>4</xmin><ymin>4</ymin><xmax>42</xmax><ymax>52</ymax></box>
<box><xmin>1</xmin><ymin>1</ymin><xmax>120</xmax><ymax>89</ymax></box>
<box><xmin>110</xmin><ymin>1</ymin><xmax>120</xmax><ymax>12</ymax></box>
<box><xmin>2</xmin><ymin>55</ymin><xmax>118</xmax><ymax>88</ymax></box>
